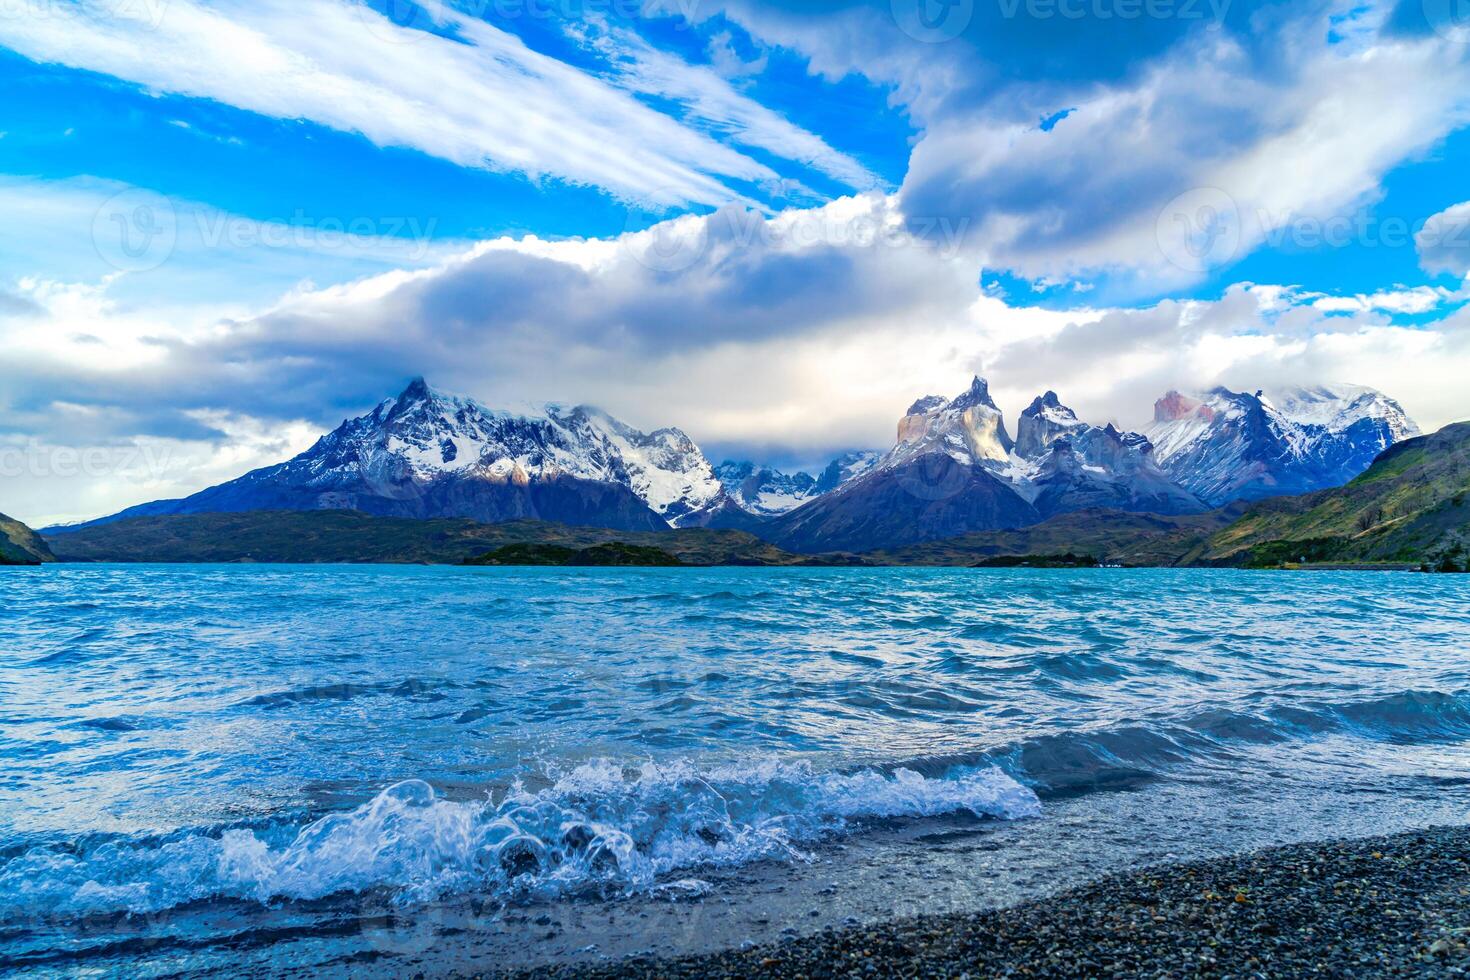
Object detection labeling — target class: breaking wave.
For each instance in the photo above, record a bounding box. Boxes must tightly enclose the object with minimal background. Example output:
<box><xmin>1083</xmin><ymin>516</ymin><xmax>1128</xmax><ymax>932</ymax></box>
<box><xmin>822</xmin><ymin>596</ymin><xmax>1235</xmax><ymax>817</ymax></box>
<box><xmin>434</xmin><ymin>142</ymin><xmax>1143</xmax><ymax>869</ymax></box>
<box><xmin>0</xmin><ymin>759</ymin><xmax>1038</xmax><ymax>920</ymax></box>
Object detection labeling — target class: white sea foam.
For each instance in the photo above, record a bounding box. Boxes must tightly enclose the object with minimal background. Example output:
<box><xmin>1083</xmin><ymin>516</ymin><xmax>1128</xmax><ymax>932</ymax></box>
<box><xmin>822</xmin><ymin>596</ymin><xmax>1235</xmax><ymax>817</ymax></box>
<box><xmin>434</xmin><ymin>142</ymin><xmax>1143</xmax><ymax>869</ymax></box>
<box><xmin>0</xmin><ymin>759</ymin><xmax>1038</xmax><ymax>919</ymax></box>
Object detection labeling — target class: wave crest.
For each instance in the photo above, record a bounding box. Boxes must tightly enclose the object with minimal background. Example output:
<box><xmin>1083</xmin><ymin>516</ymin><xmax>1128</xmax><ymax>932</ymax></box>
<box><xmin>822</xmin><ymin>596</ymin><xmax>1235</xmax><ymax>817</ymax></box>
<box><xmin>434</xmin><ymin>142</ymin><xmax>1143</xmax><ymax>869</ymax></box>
<box><xmin>0</xmin><ymin>759</ymin><xmax>1038</xmax><ymax>919</ymax></box>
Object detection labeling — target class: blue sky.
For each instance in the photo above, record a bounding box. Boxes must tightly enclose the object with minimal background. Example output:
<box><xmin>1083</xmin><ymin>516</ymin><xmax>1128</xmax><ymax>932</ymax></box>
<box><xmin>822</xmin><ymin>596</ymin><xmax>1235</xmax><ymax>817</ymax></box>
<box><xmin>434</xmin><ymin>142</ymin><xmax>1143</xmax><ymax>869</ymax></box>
<box><xmin>2</xmin><ymin>0</ymin><xmax>1469</xmax><ymax>523</ymax></box>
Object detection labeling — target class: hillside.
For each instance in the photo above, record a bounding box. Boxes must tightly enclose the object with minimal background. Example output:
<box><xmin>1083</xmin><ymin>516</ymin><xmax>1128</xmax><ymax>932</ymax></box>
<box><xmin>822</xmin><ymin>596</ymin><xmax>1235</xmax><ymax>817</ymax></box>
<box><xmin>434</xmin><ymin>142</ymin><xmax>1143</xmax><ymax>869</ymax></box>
<box><xmin>465</xmin><ymin>542</ymin><xmax>684</xmax><ymax>566</ymax></box>
<box><xmin>1195</xmin><ymin>421</ymin><xmax>1470</xmax><ymax>569</ymax></box>
<box><xmin>865</xmin><ymin>508</ymin><xmax>1240</xmax><ymax>567</ymax></box>
<box><xmin>0</xmin><ymin>513</ymin><xmax>55</xmax><ymax>565</ymax></box>
<box><xmin>43</xmin><ymin>510</ymin><xmax>802</xmax><ymax>566</ymax></box>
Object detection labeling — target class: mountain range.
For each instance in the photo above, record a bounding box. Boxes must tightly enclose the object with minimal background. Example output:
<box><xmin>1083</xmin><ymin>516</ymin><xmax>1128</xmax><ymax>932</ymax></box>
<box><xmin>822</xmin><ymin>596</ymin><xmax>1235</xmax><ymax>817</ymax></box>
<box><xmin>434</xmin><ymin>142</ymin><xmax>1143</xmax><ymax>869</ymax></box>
<box><xmin>44</xmin><ymin>376</ymin><xmax>1419</xmax><ymax>554</ymax></box>
<box><xmin>1146</xmin><ymin>384</ymin><xmax>1418</xmax><ymax>506</ymax></box>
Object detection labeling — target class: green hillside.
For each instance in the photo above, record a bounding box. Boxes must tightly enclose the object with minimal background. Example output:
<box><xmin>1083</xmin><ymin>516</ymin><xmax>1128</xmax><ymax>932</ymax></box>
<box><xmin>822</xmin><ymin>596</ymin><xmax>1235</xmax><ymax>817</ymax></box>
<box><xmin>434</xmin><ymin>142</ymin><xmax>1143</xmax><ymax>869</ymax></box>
<box><xmin>466</xmin><ymin>542</ymin><xmax>684</xmax><ymax>566</ymax></box>
<box><xmin>43</xmin><ymin>510</ymin><xmax>800</xmax><ymax>566</ymax></box>
<box><xmin>866</xmin><ymin>508</ymin><xmax>1240</xmax><ymax>567</ymax></box>
<box><xmin>0</xmin><ymin>513</ymin><xmax>55</xmax><ymax>565</ymax></box>
<box><xmin>1195</xmin><ymin>421</ymin><xmax>1470</xmax><ymax>569</ymax></box>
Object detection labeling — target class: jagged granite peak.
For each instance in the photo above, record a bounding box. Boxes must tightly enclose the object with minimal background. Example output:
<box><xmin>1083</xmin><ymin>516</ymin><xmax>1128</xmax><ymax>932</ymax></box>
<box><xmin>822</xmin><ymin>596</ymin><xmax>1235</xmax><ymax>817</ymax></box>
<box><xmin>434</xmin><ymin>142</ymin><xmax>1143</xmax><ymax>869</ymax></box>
<box><xmin>765</xmin><ymin>378</ymin><xmax>1202</xmax><ymax>552</ymax></box>
<box><xmin>906</xmin><ymin>394</ymin><xmax>950</xmax><ymax>416</ymax></box>
<box><xmin>56</xmin><ymin>379</ymin><xmax>736</xmax><ymax>533</ymax></box>
<box><xmin>1153</xmin><ymin>390</ymin><xmax>1211</xmax><ymax>424</ymax></box>
<box><xmin>950</xmin><ymin>376</ymin><xmax>1002</xmax><ymax>412</ymax></box>
<box><xmin>1016</xmin><ymin>390</ymin><xmax>1087</xmax><ymax>459</ymax></box>
<box><xmin>894</xmin><ymin>376</ymin><xmax>1014</xmax><ymax>468</ymax></box>
<box><xmin>1027</xmin><ymin>419</ymin><xmax>1204</xmax><ymax>519</ymax></box>
<box><xmin>1144</xmin><ymin>383</ymin><xmax>1420</xmax><ymax>506</ymax></box>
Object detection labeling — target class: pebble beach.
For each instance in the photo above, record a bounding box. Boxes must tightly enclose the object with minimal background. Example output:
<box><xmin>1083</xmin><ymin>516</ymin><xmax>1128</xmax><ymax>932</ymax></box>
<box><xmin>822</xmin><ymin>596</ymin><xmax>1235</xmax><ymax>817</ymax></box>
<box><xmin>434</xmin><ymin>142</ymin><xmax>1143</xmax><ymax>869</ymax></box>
<box><xmin>507</xmin><ymin>825</ymin><xmax>1470</xmax><ymax>979</ymax></box>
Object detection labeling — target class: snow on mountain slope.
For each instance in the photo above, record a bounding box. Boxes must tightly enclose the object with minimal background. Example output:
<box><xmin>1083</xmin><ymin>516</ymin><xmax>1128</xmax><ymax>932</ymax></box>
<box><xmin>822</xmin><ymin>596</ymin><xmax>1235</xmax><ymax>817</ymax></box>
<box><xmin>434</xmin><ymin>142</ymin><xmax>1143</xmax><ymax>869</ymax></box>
<box><xmin>812</xmin><ymin>451</ymin><xmax>882</xmax><ymax>494</ymax></box>
<box><xmin>713</xmin><ymin>462</ymin><xmax>817</xmax><ymax>517</ymax></box>
<box><xmin>715</xmin><ymin>452</ymin><xmax>883</xmax><ymax>517</ymax></box>
<box><xmin>766</xmin><ymin>379</ymin><xmax>1205</xmax><ymax>552</ymax></box>
<box><xmin>1144</xmin><ymin>384</ymin><xmax>1420</xmax><ymax>506</ymax></box>
<box><xmin>553</xmin><ymin>406</ymin><xmax>726</xmax><ymax>525</ymax></box>
<box><xmin>1267</xmin><ymin>384</ymin><xmax>1419</xmax><ymax>440</ymax></box>
<box><xmin>60</xmin><ymin>379</ymin><xmax>734</xmax><ymax>532</ymax></box>
<box><xmin>1014</xmin><ymin>391</ymin><xmax>1088</xmax><ymax>460</ymax></box>
<box><xmin>1015</xmin><ymin>394</ymin><xmax>1206</xmax><ymax>518</ymax></box>
<box><xmin>889</xmin><ymin>377</ymin><xmax>1015</xmax><ymax>469</ymax></box>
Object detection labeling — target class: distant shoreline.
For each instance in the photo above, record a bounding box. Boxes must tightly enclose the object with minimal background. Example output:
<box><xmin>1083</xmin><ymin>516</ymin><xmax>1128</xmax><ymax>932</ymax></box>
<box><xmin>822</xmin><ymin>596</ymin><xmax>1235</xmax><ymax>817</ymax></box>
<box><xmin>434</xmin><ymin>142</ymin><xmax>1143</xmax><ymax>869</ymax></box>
<box><xmin>504</xmin><ymin>825</ymin><xmax>1470</xmax><ymax>979</ymax></box>
<box><xmin>35</xmin><ymin>509</ymin><xmax>1467</xmax><ymax>571</ymax></box>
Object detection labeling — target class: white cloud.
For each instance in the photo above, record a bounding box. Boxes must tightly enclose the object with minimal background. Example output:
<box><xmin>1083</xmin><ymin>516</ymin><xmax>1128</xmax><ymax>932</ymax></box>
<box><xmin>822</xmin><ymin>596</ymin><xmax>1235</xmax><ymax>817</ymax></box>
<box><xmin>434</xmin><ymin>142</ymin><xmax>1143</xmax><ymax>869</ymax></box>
<box><xmin>0</xmin><ymin>0</ymin><xmax>831</xmax><ymax>207</ymax></box>
<box><xmin>0</xmin><ymin>414</ymin><xmax>321</xmax><ymax>529</ymax></box>
<box><xmin>1418</xmin><ymin>201</ymin><xmax>1470</xmax><ymax>277</ymax></box>
<box><xmin>570</xmin><ymin>18</ymin><xmax>879</xmax><ymax>194</ymax></box>
<box><xmin>899</xmin><ymin>30</ymin><xmax>1470</xmax><ymax>291</ymax></box>
<box><xmin>7</xmin><ymin>196</ymin><xmax>1470</xmax><ymax>525</ymax></box>
<box><xmin>1310</xmin><ymin>285</ymin><xmax>1459</xmax><ymax>315</ymax></box>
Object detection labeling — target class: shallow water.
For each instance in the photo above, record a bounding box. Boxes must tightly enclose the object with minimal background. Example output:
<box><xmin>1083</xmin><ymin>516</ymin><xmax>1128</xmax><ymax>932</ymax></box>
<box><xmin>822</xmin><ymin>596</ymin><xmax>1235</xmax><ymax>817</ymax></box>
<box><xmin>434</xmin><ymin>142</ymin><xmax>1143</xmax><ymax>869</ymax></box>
<box><xmin>3</xmin><ymin>564</ymin><xmax>1469</xmax><ymax>975</ymax></box>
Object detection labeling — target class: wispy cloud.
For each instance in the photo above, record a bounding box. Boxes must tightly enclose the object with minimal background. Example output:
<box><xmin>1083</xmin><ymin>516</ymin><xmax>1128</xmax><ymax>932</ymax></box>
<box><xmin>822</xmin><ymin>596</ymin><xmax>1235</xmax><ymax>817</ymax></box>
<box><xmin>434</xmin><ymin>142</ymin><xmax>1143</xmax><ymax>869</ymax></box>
<box><xmin>571</xmin><ymin>18</ymin><xmax>881</xmax><ymax>194</ymax></box>
<box><xmin>0</xmin><ymin>0</ymin><xmax>821</xmax><ymax>207</ymax></box>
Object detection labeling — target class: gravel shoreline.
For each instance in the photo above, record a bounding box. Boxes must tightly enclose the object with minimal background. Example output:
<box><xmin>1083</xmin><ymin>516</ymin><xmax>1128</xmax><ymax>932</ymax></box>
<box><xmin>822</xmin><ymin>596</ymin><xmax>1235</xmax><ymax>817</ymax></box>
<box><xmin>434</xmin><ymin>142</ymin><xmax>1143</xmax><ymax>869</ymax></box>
<box><xmin>503</xmin><ymin>825</ymin><xmax>1470</xmax><ymax>979</ymax></box>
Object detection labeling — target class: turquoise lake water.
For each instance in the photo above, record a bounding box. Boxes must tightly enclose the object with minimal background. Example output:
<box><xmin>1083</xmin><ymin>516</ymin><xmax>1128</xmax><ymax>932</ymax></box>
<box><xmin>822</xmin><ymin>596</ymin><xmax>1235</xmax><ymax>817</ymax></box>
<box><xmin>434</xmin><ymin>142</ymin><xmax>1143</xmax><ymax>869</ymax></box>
<box><xmin>3</xmin><ymin>564</ymin><xmax>1469</xmax><ymax>974</ymax></box>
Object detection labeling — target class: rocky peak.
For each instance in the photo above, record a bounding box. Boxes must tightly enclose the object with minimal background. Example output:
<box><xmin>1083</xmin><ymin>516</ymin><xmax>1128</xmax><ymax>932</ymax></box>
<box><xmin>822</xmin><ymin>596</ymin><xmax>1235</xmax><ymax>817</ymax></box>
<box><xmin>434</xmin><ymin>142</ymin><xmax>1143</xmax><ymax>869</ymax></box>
<box><xmin>1027</xmin><ymin>390</ymin><xmax>1063</xmax><ymax>412</ymax></box>
<box><xmin>891</xmin><ymin>376</ymin><xmax>1012</xmax><ymax>466</ymax></box>
<box><xmin>905</xmin><ymin>394</ymin><xmax>949</xmax><ymax>417</ymax></box>
<box><xmin>1154</xmin><ymin>390</ymin><xmax>1213</xmax><ymax>424</ymax></box>
<box><xmin>1016</xmin><ymin>390</ymin><xmax>1086</xmax><ymax>458</ymax></box>
<box><xmin>950</xmin><ymin>376</ymin><xmax>1001</xmax><ymax>412</ymax></box>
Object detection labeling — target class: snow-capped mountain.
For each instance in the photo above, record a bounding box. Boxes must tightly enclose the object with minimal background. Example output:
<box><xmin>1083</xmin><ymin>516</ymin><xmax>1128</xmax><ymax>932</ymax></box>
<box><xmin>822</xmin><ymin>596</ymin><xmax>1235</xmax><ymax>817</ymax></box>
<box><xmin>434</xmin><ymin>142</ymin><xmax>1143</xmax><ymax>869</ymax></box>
<box><xmin>766</xmin><ymin>379</ymin><xmax>1035</xmax><ymax>552</ymax></box>
<box><xmin>1014</xmin><ymin>391</ymin><xmax>1087</xmax><ymax>459</ymax></box>
<box><xmin>1016</xmin><ymin>392</ymin><xmax>1206</xmax><ymax>519</ymax></box>
<box><xmin>714</xmin><ymin>452</ymin><xmax>882</xmax><ymax>517</ymax></box>
<box><xmin>52</xmin><ymin>375</ymin><xmax>1420</xmax><ymax>550</ymax></box>
<box><xmin>812</xmin><ymin>451</ymin><xmax>882</xmax><ymax>494</ymax></box>
<box><xmin>714</xmin><ymin>462</ymin><xmax>818</xmax><ymax>517</ymax></box>
<box><xmin>767</xmin><ymin>378</ymin><xmax>1205</xmax><ymax>552</ymax></box>
<box><xmin>887</xmin><ymin>378</ymin><xmax>1017</xmax><ymax>470</ymax></box>
<box><xmin>1144</xmin><ymin>384</ymin><xmax>1420</xmax><ymax>506</ymax></box>
<box><xmin>61</xmin><ymin>379</ymin><xmax>738</xmax><ymax>532</ymax></box>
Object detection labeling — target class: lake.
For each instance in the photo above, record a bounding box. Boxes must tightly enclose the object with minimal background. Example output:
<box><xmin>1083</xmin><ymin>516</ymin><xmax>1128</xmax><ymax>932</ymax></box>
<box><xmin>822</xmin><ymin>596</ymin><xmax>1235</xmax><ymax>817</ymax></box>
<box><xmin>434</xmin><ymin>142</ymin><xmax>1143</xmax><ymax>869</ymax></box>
<box><xmin>3</xmin><ymin>564</ymin><xmax>1469</xmax><ymax>975</ymax></box>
